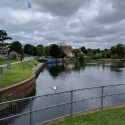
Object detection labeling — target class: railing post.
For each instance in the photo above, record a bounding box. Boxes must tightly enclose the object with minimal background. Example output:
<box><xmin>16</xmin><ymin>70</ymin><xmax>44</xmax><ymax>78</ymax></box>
<box><xmin>101</xmin><ymin>86</ymin><xmax>104</xmax><ymax>110</ymax></box>
<box><xmin>30</xmin><ymin>98</ymin><xmax>32</xmax><ymax>125</ymax></box>
<box><xmin>0</xmin><ymin>73</ymin><xmax>2</xmax><ymax>86</ymax></box>
<box><xmin>71</xmin><ymin>90</ymin><xmax>73</xmax><ymax>116</ymax></box>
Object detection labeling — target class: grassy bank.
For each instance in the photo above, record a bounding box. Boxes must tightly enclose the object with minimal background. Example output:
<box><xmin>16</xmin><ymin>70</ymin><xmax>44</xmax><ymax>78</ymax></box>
<box><xmin>0</xmin><ymin>59</ymin><xmax>40</xmax><ymax>88</ymax></box>
<box><xmin>97</xmin><ymin>58</ymin><xmax>125</xmax><ymax>62</ymax></box>
<box><xmin>45</xmin><ymin>106</ymin><xmax>125</xmax><ymax>125</ymax></box>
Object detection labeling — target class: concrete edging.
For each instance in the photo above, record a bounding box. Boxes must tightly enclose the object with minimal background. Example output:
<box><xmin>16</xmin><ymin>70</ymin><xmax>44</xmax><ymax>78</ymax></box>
<box><xmin>32</xmin><ymin>63</ymin><xmax>44</xmax><ymax>77</ymax></box>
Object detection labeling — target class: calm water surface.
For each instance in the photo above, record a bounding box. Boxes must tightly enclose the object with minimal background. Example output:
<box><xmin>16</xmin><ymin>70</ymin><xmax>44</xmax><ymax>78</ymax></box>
<box><xmin>36</xmin><ymin>61</ymin><xmax>125</xmax><ymax>95</ymax></box>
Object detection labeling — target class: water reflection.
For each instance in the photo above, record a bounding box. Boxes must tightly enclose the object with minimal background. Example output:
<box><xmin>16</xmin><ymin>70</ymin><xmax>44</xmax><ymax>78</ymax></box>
<box><xmin>101</xmin><ymin>61</ymin><xmax>125</xmax><ymax>72</ymax></box>
<box><xmin>38</xmin><ymin>61</ymin><xmax>125</xmax><ymax>93</ymax></box>
<box><xmin>110</xmin><ymin>62</ymin><xmax>125</xmax><ymax>72</ymax></box>
<box><xmin>47</xmin><ymin>63</ymin><xmax>65</xmax><ymax>78</ymax></box>
<box><xmin>73</xmin><ymin>62</ymin><xmax>85</xmax><ymax>71</ymax></box>
<box><xmin>45</xmin><ymin>62</ymin><xmax>86</xmax><ymax>78</ymax></box>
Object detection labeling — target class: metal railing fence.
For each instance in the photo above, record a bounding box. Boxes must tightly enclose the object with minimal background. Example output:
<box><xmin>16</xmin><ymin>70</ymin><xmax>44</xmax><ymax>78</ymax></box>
<box><xmin>0</xmin><ymin>84</ymin><xmax>125</xmax><ymax>125</ymax></box>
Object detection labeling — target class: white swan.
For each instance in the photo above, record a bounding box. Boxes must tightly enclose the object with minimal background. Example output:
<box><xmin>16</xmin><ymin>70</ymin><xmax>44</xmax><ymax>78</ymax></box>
<box><xmin>49</xmin><ymin>86</ymin><xmax>60</xmax><ymax>92</ymax></box>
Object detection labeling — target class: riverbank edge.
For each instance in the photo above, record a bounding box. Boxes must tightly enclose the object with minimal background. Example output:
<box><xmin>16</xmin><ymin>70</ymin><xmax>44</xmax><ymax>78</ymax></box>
<box><xmin>97</xmin><ymin>58</ymin><xmax>125</xmax><ymax>61</ymax></box>
<box><xmin>45</xmin><ymin>103</ymin><xmax>125</xmax><ymax>125</ymax></box>
<box><xmin>0</xmin><ymin>63</ymin><xmax>44</xmax><ymax>102</ymax></box>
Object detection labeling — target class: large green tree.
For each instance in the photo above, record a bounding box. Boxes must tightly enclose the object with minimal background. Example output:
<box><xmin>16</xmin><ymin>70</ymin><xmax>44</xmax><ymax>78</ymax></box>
<box><xmin>102</xmin><ymin>49</ymin><xmax>111</xmax><ymax>58</ymax></box>
<box><xmin>110</xmin><ymin>44</ymin><xmax>125</xmax><ymax>59</ymax></box>
<box><xmin>115</xmin><ymin>44</ymin><xmax>125</xmax><ymax>58</ymax></box>
<box><xmin>0</xmin><ymin>30</ymin><xmax>12</xmax><ymax>42</ymax></box>
<box><xmin>45</xmin><ymin>46</ymin><xmax>50</xmax><ymax>56</ymax></box>
<box><xmin>49</xmin><ymin>44</ymin><xmax>64</xmax><ymax>58</ymax></box>
<box><xmin>80</xmin><ymin>46</ymin><xmax>88</xmax><ymax>55</ymax></box>
<box><xmin>24</xmin><ymin>44</ymin><xmax>35</xmax><ymax>55</ymax></box>
<box><xmin>0</xmin><ymin>30</ymin><xmax>12</xmax><ymax>54</ymax></box>
<box><xmin>72</xmin><ymin>49</ymin><xmax>82</xmax><ymax>58</ymax></box>
<box><xmin>36</xmin><ymin>44</ymin><xmax>45</xmax><ymax>56</ymax></box>
<box><xmin>9</xmin><ymin>41</ymin><xmax>23</xmax><ymax>54</ymax></box>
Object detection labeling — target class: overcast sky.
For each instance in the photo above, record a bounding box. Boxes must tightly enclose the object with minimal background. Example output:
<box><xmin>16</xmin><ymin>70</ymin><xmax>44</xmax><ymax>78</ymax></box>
<box><xmin>0</xmin><ymin>0</ymin><xmax>125</xmax><ymax>49</ymax></box>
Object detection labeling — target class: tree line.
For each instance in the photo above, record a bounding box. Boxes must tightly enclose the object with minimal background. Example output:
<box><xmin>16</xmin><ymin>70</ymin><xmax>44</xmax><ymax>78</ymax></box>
<box><xmin>80</xmin><ymin>43</ymin><xmax>125</xmax><ymax>59</ymax></box>
<box><xmin>7</xmin><ymin>41</ymin><xmax>66</xmax><ymax>58</ymax></box>
<box><xmin>1</xmin><ymin>30</ymin><xmax>125</xmax><ymax>60</ymax></box>
<box><xmin>8</xmin><ymin>41</ymin><xmax>125</xmax><ymax>60</ymax></box>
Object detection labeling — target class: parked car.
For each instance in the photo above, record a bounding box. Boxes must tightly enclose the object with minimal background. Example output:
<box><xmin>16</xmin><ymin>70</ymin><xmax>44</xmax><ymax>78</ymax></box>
<box><xmin>0</xmin><ymin>55</ymin><xmax>8</xmax><ymax>59</ymax></box>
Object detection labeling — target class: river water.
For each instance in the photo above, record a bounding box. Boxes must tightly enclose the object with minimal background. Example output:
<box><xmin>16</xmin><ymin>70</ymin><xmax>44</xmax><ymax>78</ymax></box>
<box><xmin>35</xmin><ymin>61</ymin><xmax>125</xmax><ymax>95</ymax></box>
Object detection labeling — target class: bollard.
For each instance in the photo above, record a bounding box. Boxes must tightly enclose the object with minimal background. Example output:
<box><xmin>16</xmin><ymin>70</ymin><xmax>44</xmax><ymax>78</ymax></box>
<box><xmin>0</xmin><ymin>67</ymin><xmax>3</xmax><ymax>86</ymax></box>
<box><xmin>71</xmin><ymin>90</ymin><xmax>73</xmax><ymax>116</ymax></box>
<box><xmin>101</xmin><ymin>86</ymin><xmax>104</xmax><ymax>110</ymax></box>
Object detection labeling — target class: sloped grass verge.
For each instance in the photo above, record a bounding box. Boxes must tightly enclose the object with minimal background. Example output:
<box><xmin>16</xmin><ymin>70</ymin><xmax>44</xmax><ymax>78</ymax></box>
<box><xmin>0</xmin><ymin>59</ymin><xmax>39</xmax><ymax>88</ymax></box>
<box><xmin>45</xmin><ymin>107</ymin><xmax>125</xmax><ymax>125</ymax></box>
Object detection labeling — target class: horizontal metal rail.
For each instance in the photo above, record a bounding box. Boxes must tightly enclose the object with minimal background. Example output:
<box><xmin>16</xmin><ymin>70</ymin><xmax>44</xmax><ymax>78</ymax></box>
<box><xmin>0</xmin><ymin>83</ymin><xmax>124</xmax><ymax>105</ymax></box>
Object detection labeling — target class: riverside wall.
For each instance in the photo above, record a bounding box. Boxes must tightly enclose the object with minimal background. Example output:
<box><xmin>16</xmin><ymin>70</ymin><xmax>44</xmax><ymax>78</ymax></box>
<box><xmin>0</xmin><ymin>63</ymin><xmax>44</xmax><ymax>102</ymax></box>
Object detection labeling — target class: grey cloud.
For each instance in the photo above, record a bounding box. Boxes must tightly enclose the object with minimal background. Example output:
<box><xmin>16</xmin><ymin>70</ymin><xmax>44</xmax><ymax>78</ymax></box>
<box><xmin>96</xmin><ymin>0</ymin><xmax>125</xmax><ymax>24</ymax></box>
<box><xmin>0</xmin><ymin>0</ymin><xmax>125</xmax><ymax>49</ymax></box>
<box><xmin>69</xmin><ymin>21</ymin><xmax>81</xmax><ymax>27</ymax></box>
<box><xmin>0</xmin><ymin>0</ymin><xmax>29</xmax><ymax>9</ymax></box>
<box><xmin>32</xmin><ymin>0</ymin><xmax>90</xmax><ymax>16</ymax></box>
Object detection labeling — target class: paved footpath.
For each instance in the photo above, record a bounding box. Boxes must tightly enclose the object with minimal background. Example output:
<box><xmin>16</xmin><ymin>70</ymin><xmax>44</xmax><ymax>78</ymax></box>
<box><xmin>0</xmin><ymin>60</ymin><xmax>44</xmax><ymax>72</ymax></box>
<box><xmin>0</xmin><ymin>59</ymin><xmax>28</xmax><ymax>67</ymax></box>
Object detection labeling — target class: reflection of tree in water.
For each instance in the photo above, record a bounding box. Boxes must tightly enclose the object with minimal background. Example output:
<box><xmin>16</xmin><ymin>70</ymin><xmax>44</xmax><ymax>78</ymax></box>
<box><xmin>74</xmin><ymin>62</ymin><xmax>85</xmax><ymax>71</ymax></box>
<box><xmin>48</xmin><ymin>64</ymin><xmax>65</xmax><ymax>78</ymax></box>
<box><xmin>110</xmin><ymin>68</ymin><xmax>123</xmax><ymax>72</ymax></box>
<box><xmin>48</xmin><ymin>62</ymin><xmax>86</xmax><ymax>78</ymax></box>
<box><xmin>110</xmin><ymin>61</ymin><xmax>125</xmax><ymax>72</ymax></box>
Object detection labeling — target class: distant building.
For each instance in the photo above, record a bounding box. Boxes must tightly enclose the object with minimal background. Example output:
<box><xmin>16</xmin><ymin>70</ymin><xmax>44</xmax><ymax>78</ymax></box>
<box><xmin>60</xmin><ymin>45</ymin><xmax>74</xmax><ymax>57</ymax></box>
<box><xmin>2</xmin><ymin>47</ymin><xmax>9</xmax><ymax>55</ymax></box>
<box><xmin>0</xmin><ymin>42</ymin><xmax>10</xmax><ymax>55</ymax></box>
<box><xmin>0</xmin><ymin>46</ymin><xmax>10</xmax><ymax>55</ymax></box>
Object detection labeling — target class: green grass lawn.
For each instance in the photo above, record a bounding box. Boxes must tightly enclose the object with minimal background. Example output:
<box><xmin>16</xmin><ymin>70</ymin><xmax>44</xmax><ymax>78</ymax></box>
<box><xmin>45</xmin><ymin>107</ymin><xmax>125</xmax><ymax>125</ymax></box>
<box><xmin>0</xmin><ymin>59</ymin><xmax>40</xmax><ymax>88</ymax></box>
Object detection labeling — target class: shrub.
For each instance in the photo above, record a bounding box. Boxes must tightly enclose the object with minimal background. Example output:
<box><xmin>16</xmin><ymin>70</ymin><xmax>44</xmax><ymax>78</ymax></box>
<box><xmin>111</xmin><ymin>53</ymin><xmax>119</xmax><ymax>59</ymax></box>
<box><xmin>70</xmin><ymin>57</ymin><xmax>77</xmax><ymax>62</ymax></box>
<box><xmin>94</xmin><ymin>53</ymin><xmax>102</xmax><ymax>59</ymax></box>
<box><xmin>84</xmin><ymin>56</ymin><xmax>92</xmax><ymax>62</ymax></box>
<box><xmin>9</xmin><ymin>51</ymin><xmax>18</xmax><ymax>60</ymax></box>
<box><xmin>79</xmin><ymin>54</ymin><xmax>85</xmax><ymax>62</ymax></box>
